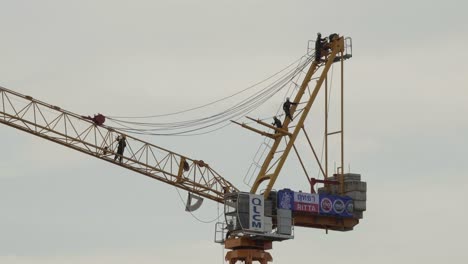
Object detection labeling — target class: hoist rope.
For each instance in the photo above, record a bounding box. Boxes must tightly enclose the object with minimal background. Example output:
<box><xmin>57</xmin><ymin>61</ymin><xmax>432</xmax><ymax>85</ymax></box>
<box><xmin>316</xmin><ymin>64</ymin><xmax>335</xmax><ymax>179</ymax></box>
<box><xmin>174</xmin><ymin>187</ymin><xmax>223</xmax><ymax>224</ymax></box>
<box><xmin>242</xmin><ymin>54</ymin><xmax>318</xmax><ymax>187</ymax></box>
<box><xmin>107</xmin><ymin>54</ymin><xmax>315</xmax><ymax>136</ymax></box>
<box><xmin>108</xmin><ymin>54</ymin><xmax>311</xmax><ymax>119</ymax></box>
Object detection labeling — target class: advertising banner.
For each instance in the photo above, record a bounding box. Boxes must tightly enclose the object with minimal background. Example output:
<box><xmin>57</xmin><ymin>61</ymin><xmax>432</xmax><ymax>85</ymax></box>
<box><xmin>248</xmin><ymin>194</ymin><xmax>264</xmax><ymax>232</ymax></box>
<box><xmin>278</xmin><ymin>189</ymin><xmax>353</xmax><ymax>217</ymax></box>
<box><xmin>277</xmin><ymin>189</ymin><xmax>294</xmax><ymax>210</ymax></box>
<box><xmin>319</xmin><ymin>195</ymin><xmax>353</xmax><ymax>217</ymax></box>
<box><xmin>293</xmin><ymin>192</ymin><xmax>319</xmax><ymax>213</ymax></box>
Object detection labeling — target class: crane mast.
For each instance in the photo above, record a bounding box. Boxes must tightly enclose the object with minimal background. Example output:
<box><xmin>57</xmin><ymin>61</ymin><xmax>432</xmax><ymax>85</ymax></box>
<box><xmin>223</xmin><ymin>35</ymin><xmax>361</xmax><ymax>264</ymax></box>
<box><xmin>0</xmin><ymin>86</ymin><xmax>238</xmax><ymax>203</ymax></box>
<box><xmin>249</xmin><ymin>35</ymin><xmax>349</xmax><ymax>198</ymax></box>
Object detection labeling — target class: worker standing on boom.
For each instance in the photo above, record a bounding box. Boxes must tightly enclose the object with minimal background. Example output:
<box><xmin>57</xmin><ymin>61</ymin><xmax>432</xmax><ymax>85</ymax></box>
<box><xmin>272</xmin><ymin>116</ymin><xmax>283</xmax><ymax>128</ymax></box>
<box><xmin>114</xmin><ymin>135</ymin><xmax>127</xmax><ymax>163</ymax></box>
<box><xmin>283</xmin><ymin>98</ymin><xmax>298</xmax><ymax>122</ymax></box>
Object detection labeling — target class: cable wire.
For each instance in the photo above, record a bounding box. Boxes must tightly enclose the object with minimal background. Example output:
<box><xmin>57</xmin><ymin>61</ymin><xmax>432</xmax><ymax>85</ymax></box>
<box><xmin>174</xmin><ymin>187</ymin><xmax>223</xmax><ymax>224</ymax></box>
<box><xmin>108</xmin><ymin>54</ymin><xmax>315</xmax><ymax>136</ymax></box>
<box><xmin>109</xmin><ymin>54</ymin><xmax>310</xmax><ymax>119</ymax></box>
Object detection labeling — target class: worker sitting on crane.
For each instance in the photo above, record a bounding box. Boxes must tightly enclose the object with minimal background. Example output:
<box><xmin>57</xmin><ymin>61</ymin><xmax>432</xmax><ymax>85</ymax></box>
<box><xmin>183</xmin><ymin>160</ymin><xmax>190</xmax><ymax>171</ymax></box>
<box><xmin>329</xmin><ymin>33</ymin><xmax>339</xmax><ymax>42</ymax></box>
<box><xmin>114</xmin><ymin>135</ymin><xmax>127</xmax><ymax>163</ymax></box>
<box><xmin>283</xmin><ymin>98</ymin><xmax>298</xmax><ymax>122</ymax></box>
<box><xmin>272</xmin><ymin>116</ymin><xmax>282</xmax><ymax>128</ymax></box>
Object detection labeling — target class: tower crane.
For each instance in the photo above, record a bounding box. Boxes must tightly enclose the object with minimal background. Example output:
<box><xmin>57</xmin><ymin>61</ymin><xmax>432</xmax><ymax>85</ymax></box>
<box><xmin>0</xmin><ymin>34</ymin><xmax>365</xmax><ymax>264</ymax></box>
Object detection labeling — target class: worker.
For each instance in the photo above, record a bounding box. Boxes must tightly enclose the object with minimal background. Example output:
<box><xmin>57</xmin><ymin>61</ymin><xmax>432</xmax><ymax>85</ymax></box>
<box><xmin>329</xmin><ymin>33</ymin><xmax>339</xmax><ymax>42</ymax></box>
<box><xmin>315</xmin><ymin>32</ymin><xmax>327</xmax><ymax>62</ymax></box>
<box><xmin>114</xmin><ymin>135</ymin><xmax>127</xmax><ymax>163</ymax></box>
<box><xmin>272</xmin><ymin>116</ymin><xmax>282</xmax><ymax>129</ymax></box>
<box><xmin>225</xmin><ymin>219</ymin><xmax>234</xmax><ymax>240</ymax></box>
<box><xmin>183</xmin><ymin>160</ymin><xmax>190</xmax><ymax>171</ymax></box>
<box><xmin>283</xmin><ymin>98</ymin><xmax>298</xmax><ymax>121</ymax></box>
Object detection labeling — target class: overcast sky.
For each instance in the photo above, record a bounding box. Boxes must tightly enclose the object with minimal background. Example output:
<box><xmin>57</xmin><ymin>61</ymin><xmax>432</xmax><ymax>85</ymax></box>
<box><xmin>1</xmin><ymin>0</ymin><xmax>467</xmax><ymax>263</ymax></box>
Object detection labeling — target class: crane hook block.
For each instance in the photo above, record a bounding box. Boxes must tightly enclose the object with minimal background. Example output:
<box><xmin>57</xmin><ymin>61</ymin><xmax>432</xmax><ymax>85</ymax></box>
<box><xmin>82</xmin><ymin>113</ymin><xmax>106</xmax><ymax>126</ymax></box>
<box><xmin>185</xmin><ymin>192</ymin><xmax>204</xmax><ymax>212</ymax></box>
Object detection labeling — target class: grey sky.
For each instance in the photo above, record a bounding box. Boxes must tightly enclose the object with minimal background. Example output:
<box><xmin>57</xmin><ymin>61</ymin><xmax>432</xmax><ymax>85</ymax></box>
<box><xmin>1</xmin><ymin>0</ymin><xmax>467</xmax><ymax>263</ymax></box>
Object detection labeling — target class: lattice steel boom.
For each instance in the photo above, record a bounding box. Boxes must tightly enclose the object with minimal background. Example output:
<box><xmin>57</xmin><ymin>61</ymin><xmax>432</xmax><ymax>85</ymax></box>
<box><xmin>0</xmin><ymin>86</ymin><xmax>238</xmax><ymax>203</ymax></box>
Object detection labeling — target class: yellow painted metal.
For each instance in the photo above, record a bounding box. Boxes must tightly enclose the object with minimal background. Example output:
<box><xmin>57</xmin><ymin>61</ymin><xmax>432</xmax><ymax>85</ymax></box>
<box><xmin>231</xmin><ymin>120</ymin><xmax>275</xmax><ymax>138</ymax></box>
<box><xmin>325</xmin><ymin>75</ymin><xmax>331</xmax><ymax>193</ymax></box>
<box><xmin>250</xmin><ymin>37</ymin><xmax>346</xmax><ymax>198</ymax></box>
<box><xmin>292</xmin><ymin>144</ymin><xmax>311</xmax><ymax>181</ymax></box>
<box><xmin>327</xmin><ymin>130</ymin><xmax>342</xmax><ymax>136</ymax></box>
<box><xmin>302</xmin><ymin>127</ymin><xmax>326</xmax><ymax>178</ymax></box>
<box><xmin>250</xmin><ymin>59</ymin><xmax>320</xmax><ymax>194</ymax></box>
<box><xmin>245</xmin><ymin>116</ymin><xmax>292</xmax><ymax>136</ymax></box>
<box><xmin>0</xmin><ymin>86</ymin><xmax>238</xmax><ymax>203</ymax></box>
<box><xmin>340</xmin><ymin>54</ymin><xmax>345</xmax><ymax>194</ymax></box>
<box><xmin>177</xmin><ymin>157</ymin><xmax>186</xmax><ymax>183</ymax></box>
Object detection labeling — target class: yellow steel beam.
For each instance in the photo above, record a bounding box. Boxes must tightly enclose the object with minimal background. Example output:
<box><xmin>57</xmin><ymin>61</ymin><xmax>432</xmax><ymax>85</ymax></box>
<box><xmin>250</xmin><ymin>37</ymin><xmax>346</xmax><ymax>197</ymax></box>
<box><xmin>245</xmin><ymin>116</ymin><xmax>292</xmax><ymax>136</ymax></box>
<box><xmin>249</xmin><ymin>59</ymin><xmax>320</xmax><ymax>194</ymax></box>
<box><xmin>0</xmin><ymin>86</ymin><xmax>238</xmax><ymax>203</ymax></box>
<box><xmin>231</xmin><ymin>120</ymin><xmax>275</xmax><ymax>138</ymax></box>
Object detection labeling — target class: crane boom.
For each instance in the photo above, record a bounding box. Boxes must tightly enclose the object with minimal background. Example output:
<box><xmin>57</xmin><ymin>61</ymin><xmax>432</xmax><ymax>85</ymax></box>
<box><xmin>0</xmin><ymin>86</ymin><xmax>238</xmax><ymax>203</ymax></box>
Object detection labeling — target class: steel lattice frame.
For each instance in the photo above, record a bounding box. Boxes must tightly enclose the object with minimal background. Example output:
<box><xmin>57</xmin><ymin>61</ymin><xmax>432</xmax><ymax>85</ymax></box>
<box><xmin>0</xmin><ymin>86</ymin><xmax>238</xmax><ymax>203</ymax></box>
<box><xmin>249</xmin><ymin>36</ymin><xmax>350</xmax><ymax>197</ymax></box>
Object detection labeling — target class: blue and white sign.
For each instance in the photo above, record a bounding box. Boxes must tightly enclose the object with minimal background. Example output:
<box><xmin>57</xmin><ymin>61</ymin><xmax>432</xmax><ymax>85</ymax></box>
<box><xmin>278</xmin><ymin>189</ymin><xmax>319</xmax><ymax>213</ymax></box>
<box><xmin>248</xmin><ymin>194</ymin><xmax>264</xmax><ymax>232</ymax></box>
<box><xmin>345</xmin><ymin>199</ymin><xmax>354</xmax><ymax>216</ymax></box>
<box><xmin>279</xmin><ymin>189</ymin><xmax>353</xmax><ymax>217</ymax></box>
<box><xmin>293</xmin><ymin>192</ymin><xmax>319</xmax><ymax>213</ymax></box>
<box><xmin>277</xmin><ymin>189</ymin><xmax>294</xmax><ymax>210</ymax></box>
<box><xmin>319</xmin><ymin>195</ymin><xmax>353</xmax><ymax>217</ymax></box>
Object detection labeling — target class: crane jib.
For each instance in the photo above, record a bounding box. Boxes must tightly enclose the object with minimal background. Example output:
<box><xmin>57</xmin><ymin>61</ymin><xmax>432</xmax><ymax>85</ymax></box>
<box><xmin>0</xmin><ymin>86</ymin><xmax>238</xmax><ymax>203</ymax></box>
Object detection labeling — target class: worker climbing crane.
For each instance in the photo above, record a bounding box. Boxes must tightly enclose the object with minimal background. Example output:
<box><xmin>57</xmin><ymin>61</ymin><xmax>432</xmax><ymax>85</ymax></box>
<box><xmin>0</xmin><ymin>33</ymin><xmax>365</xmax><ymax>264</ymax></box>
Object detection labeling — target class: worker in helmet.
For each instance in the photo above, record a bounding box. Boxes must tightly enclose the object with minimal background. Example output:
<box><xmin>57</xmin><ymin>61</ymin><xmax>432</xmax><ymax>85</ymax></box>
<box><xmin>315</xmin><ymin>32</ymin><xmax>328</xmax><ymax>62</ymax></box>
<box><xmin>272</xmin><ymin>116</ymin><xmax>283</xmax><ymax>129</ymax></box>
<box><xmin>283</xmin><ymin>98</ymin><xmax>298</xmax><ymax>122</ymax></box>
<box><xmin>114</xmin><ymin>135</ymin><xmax>127</xmax><ymax>163</ymax></box>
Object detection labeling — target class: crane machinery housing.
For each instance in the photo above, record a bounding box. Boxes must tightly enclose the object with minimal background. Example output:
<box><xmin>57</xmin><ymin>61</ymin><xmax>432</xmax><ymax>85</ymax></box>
<box><xmin>0</xmin><ymin>34</ymin><xmax>366</xmax><ymax>264</ymax></box>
